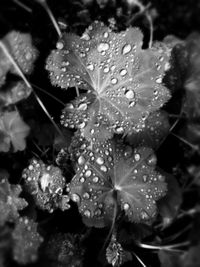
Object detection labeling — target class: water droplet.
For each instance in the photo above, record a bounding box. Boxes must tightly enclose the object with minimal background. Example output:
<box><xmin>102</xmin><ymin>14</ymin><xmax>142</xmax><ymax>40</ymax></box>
<box><xmin>124</xmin><ymin>146</ymin><xmax>132</xmax><ymax>158</ymax></box>
<box><xmin>80</xmin><ymin>177</ymin><xmax>85</xmax><ymax>183</ymax></box>
<box><xmin>100</xmin><ymin>165</ymin><xmax>107</xmax><ymax>172</ymax></box>
<box><xmin>103</xmin><ymin>66</ymin><xmax>109</xmax><ymax>73</ymax></box>
<box><xmin>141</xmin><ymin>210</ymin><xmax>149</xmax><ymax>220</ymax></box>
<box><xmin>156</xmin><ymin>77</ymin><xmax>162</xmax><ymax>84</ymax></box>
<box><xmin>134</xmin><ymin>153</ymin><xmax>140</xmax><ymax>161</ymax></box>
<box><xmin>123</xmin><ymin>203</ymin><xmax>130</xmax><ymax>210</ymax></box>
<box><xmin>77</xmin><ymin>102</ymin><xmax>87</xmax><ymax>111</ymax></box>
<box><xmin>158</xmin><ymin>174</ymin><xmax>165</xmax><ymax>182</ymax></box>
<box><xmin>128</xmin><ymin>100</ymin><xmax>136</xmax><ymax>107</ymax></box>
<box><xmin>94</xmin><ymin>208</ymin><xmax>102</xmax><ymax>216</ymax></box>
<box><xmin>120</xmin><ymin>69</ymin><xmax>127</xmax><ymax>76</ymax></box>
<box><xmin>56</xmin><ymin>42</ymin><xmax>64</xmax><ymax>50</ymax></box>
<box><xmin>81</xmin><ymin>33</ymin><xmax>90</xmax><ymax>40</ymax></box>
<box><xmin>85</xmin><ymin>170</ymin><xmax>92</xmax><ymax>177</ymax></box>
<box><xmin>111</xmin><ymin>78</ymin><xmax>118</xmax><ymax>84</ymax></box>
<box><xmin>71</xmin><ymin>193</ymin><xmax>80</xmax><ymax>203</ymax></box>
<box><xmin>103</xmin><ymin>32</ymin><xmax>109</xmax><ymax>38</ymax></box>
<box><xmin>92</xmin><ymin>176</ymin><xmax>99</xmax><ymax>183</ymax></box>
<box><xmin>78</xmin><ymin>155</ymin><xmax>85</xmax><ymax>165</ymax></box>
<box><xmin>84</xmin><ymin>209</ymin><xmax>91</xmax><ymax>217</ymax></box>
<box><xmin>115</xmin><ymin>126</ymin><xmax>124</xmax><ymax>134</ymax></box>
<box><xmin>143</xmin><ymin>175</ymin><xmax>148</xmax><ymax>182</ymax></box>
<box><xmin>96</xmin><ymin>157</ymin><xmax>104</xmax><ymax>165</ymax></box>
<box><xmin>125</xmin><ymin>89</ymin><xmax>135</xmax><ymax>99</ymax></box>
<box><xmin>122</xmin><ymin>44</ymin><xmax>131</xmax><ymax>55</ymax></box>
<box><xmin>87</xmin><ymin>64</ymin><xmax>94</xmax><ymax>71</ymax></box>
<box><xmin>97</xmin><ymin>43</ymin><xmax>110</xmax><ymax>53</ymax></box>
<box><xmin>147</xmin><ymin>154</ymin><xmax>157</xmax><ymax>166</ymax></box>
<box><xmin>164</xmin><ymin>62</ymin><xmax>170</xmax><ymax>71</ymax></box>
<box><xmin>83</xmin><ymin>192</ymin><xmax>90</xmax><ymax>199</ymax></box>
<box><xmin>78</xmin><ymin>122</ymin><xmax>86</xmax><ymax>129</ymax></box>
<box><xmin>66</xmin><ymin>103</ymin><xmax>74</xmax><ymax>109</ymax></box>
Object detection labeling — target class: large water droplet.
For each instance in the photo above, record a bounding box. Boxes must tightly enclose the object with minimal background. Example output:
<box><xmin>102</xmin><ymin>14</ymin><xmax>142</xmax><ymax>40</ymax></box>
<box><xmin>103</xmin><ymin>32</ymin><xmax>109</xmax><ymax>38</ymax></box>
<box><xmin>78</xmin><ymin>122</ymin><xmax>86</xmax><ymax>129</ymax></box>
<box><xmin>125</xmin><ymin>89</ymin><xmax>135</xmax><ymax>99</ymax></box>
<box><xmin>97</xmin><ymin>43</ymin><xmax>110</xmax><ymax>53</ymax></box>
<box><xmin>94</xmin><ymin>208</ymin><xmax>102</xmax><ymax>216</ymax></box>
<box><xmin>66</xmin><ymin>103</ymin><xmax>74</xmax><ymax>109</ymax></box>
<box><xmin>122</xmin><ymin>44</ymin><xmax>131</xmax><ymax>55</ymax></box>
<box><xmin>81</xmin><ymin>32</ymin><xmax>90</xmax><ymax>41</ymax></box>
<box><xmin>71</xmin><ymin>193</ymin><xmax>80</xmax><ymax>203</ymax></box>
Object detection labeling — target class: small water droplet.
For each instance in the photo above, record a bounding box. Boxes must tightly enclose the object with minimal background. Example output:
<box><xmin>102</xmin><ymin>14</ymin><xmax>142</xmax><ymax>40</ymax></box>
<box><xmin>97</xmin><ymin>42</ymin><xmax>110</xmax><ymax>53</ymax></box>
<box><xmin>124</xmin><ymin>146</ymin><xmax>132</xmax><ymax>158</ymax></box>
<box><xmin>123</xmin><ymin>203</ymin><xmax>130</xmax><ymax>210</ymax></box>
<box><xmin>78</xmin><ymin>155</ymin><xmax>85</xmax><ymax>165</ymax></box>
<box><xmin>78</xmin><ymin>122</ymin><xmax>86</xmax><ymax>129</ymax></box>
<box><xmin>134</xmin><ymin>153</ymin><xmax>140</xmax><ymax>161</ymax></box>
<box><xmin>83</xmin><ymin>192</ymin><xmax>90</xmax><ymax>199</ymax></box>
<box><xmin>103</xmin><ymin>32</ymin><xmax>109</xmax><ymax>38</ymax></box>
<box><xmin>128</xmin><ymin>100</ymin><xmax>136</xmax><ymax>107</ymax></box>
<box><xmin>103</xmin><ymin>66</ymin><xmax>109</xmax><ymax>73</ymax></box>
<box><xmin>80</xmin><ymin>177</ymin><xmax>85</xmax><ymax>183</ymax></box>
<box><xmin>81</xmin><ymin>33</ymin><xmax>90</xmax><ymax>40</ymax></box>
<box><xmin>56</xmin><ymin>42</ymin><xmax>64</xmax><ymax>50</ymax></box>
<box><xmin>120</xmin><ymin>69</ymin><xmax>127</xmax><ymax>76</ymax></box>
<box><xmin>84</xmin><ymin>209</ymin><xmax>91</xmax><ymax>217</ymax></box>
<box><xmin>87</xmin><ymin>64</ymin><xmax>94</xmax><ymax>71</ymax></box>
<box><xmin>71</xmin><ymin>193</ymin><xmax>80</xmax><ymax>203</ymax></box>
<box><xmin>156</xmin><ymin>77</ymin><xmax>162</xmax><ymax>84</ymax></box>
<box><xmin>141</xmin><ymin>210</ymin><xmax>149</xmax><ymax>220</ymax></box>
<box><xmin>115</xmin><ymin>126</ymin><xmax>124</xmax><ymax>134</ymax></box>
<box><xmin>92</xmin><ymin>176</ymin><xmax>99</xmax><ymax>183</ymax></box>
<box><xmin>100</xmin><ymin>165</ymin><xmax>107</xmax><ymax>172</ymax></box>
<box><xmin>143</xmin><ymin>175</ymin><xmax>148</xmax><ymax>182</ymax></box>
<box><xmin>164</xmin><ymin>62</ymin><xmax>170</xmax><ymax>71</ymax></box>
<box><xmin>146</xmin><ymin>154</ymin><xmax>157</xmax><ymax>166</ymax></box>
<box><xmin>96</xmin><ymin>157</ymin><xmax>104</xmax><ymax>165</ymax></box>
<box><xmin>66</xmin><ymin>103</ymin><xmax>74</xmax><ymax>109</ymax></box>
<box><xmin>111</xmin><ymin>78</ymin><xmax>118</xmax><ymax>84</ymax></box>
<box><xmin>122</xmin><ymin>44</ymin><xmax>132</xmax><ymax>55</ymax></box>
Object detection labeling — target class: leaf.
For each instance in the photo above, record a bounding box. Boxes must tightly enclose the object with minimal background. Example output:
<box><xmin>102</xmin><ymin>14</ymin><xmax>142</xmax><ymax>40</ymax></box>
<box><xmin>0</xmin><ymin>110</ymin><xmax>30</xmax><ymax>152</ymax></box>
<box><xmin>68</xmin><ymin>138</ymin><xmax>167</xmax><ymax>227</ymax></box>
<box><xmin>1</xmin><ymin>31</ymin><xmax>38</xmax><ymax>75</ymax></box>
<box><xmin>158</xmin><ymin>173</ymin><xmax>182</xmax><ymax>227</ymax></box>
<box><xmin>106</xmin><ymin>233</ymin><xmax>132</xmax><ymax>267</ymax></box>
<box><xmin>0</xmin><ymin>81</ymin><xmax>32</xmax><ymax>108</ymax></box>
<box><xmin>22</xmin><ymin>159</ymin><xmax>69</xmax><ymax>212</ymax></box>
<box><xmin>44</xmin><ymin>233</ymin><xmax>84</xmax><ymax>267</ymax></box>
<box><xmin>0</xmin><ymin>172</ymin><xmax>28</xmax><ymax>226</ymax></box>
<box><xmin>12</xmin><ymin>217</ymin><xmax>43</xmax><ymax>265</ymax></box>
<box><xmin>47</xmin><ymin>21</ymin><xmax>171</xmax><ymax>141</ymax></box>
<box><xmin>125</xmin><ymin>110</ymin><xmax>170</xmax><ymax>149</ymax></box>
